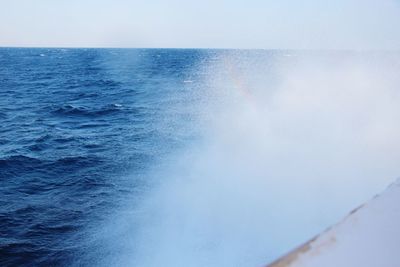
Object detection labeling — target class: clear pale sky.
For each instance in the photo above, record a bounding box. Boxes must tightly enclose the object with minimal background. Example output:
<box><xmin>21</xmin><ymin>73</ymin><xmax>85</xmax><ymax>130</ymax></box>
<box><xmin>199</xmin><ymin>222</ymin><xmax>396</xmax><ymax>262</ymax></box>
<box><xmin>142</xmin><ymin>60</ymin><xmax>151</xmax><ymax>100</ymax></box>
<box><xmin>1</xmin><ymin>0</ymin><xmax>399</xmax><ymax>49</ymax></box>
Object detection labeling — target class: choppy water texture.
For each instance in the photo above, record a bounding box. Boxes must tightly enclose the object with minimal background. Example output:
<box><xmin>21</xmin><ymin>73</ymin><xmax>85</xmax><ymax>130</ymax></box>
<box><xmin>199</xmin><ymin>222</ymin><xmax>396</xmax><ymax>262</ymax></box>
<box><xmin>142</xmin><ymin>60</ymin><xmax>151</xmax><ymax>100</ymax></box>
<box><xmin>1</xmin><ymin>48</ymin><xmax>400</xmax><ymax>267</ymax></box>
<box><xmin>0</xmin><ymin>48</ymin><xmax>213</xmax><ymax>266</ymax></box>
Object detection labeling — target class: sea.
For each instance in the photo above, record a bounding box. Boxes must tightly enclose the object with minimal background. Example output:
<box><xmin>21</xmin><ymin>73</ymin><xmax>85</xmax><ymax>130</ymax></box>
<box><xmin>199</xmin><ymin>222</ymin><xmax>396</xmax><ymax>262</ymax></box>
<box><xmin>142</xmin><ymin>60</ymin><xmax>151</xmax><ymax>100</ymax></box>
<box><xmin>0</xmin><ymin>48</ymin><xmax>215</xmax><ymax>266</ymax></box>
<box><xmin>1</xmin><ymin>48</ymin><xmax>399</xmax><ymax>267</ymax></box>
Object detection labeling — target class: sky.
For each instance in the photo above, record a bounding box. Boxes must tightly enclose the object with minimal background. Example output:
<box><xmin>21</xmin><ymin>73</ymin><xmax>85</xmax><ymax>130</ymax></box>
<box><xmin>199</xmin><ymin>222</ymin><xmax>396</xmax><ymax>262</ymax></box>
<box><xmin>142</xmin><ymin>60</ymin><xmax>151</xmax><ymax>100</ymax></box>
<box><xmin>0</xmin><ymin>0</ymin><xmax>399</xmax><ymax>49</ymax></box>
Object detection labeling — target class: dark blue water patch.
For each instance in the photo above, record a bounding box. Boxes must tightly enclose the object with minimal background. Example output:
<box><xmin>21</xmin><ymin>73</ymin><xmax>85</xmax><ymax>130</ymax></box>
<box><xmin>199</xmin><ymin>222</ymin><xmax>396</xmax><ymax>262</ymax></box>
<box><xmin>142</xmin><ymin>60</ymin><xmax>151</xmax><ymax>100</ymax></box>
<box><xmin>0</xmin><ymin>155</ymin><xmax>43</xmax><ymax>175</ymax></box>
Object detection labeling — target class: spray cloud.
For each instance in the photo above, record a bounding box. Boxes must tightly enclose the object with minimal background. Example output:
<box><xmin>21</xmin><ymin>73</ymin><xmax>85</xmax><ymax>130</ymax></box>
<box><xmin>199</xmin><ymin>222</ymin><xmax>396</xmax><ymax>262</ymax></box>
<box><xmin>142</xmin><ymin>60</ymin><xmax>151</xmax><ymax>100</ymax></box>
<box><xmin>95</xmin><ymin>51</ymin><xmax>400</xmax><ymax>267</ymax></box>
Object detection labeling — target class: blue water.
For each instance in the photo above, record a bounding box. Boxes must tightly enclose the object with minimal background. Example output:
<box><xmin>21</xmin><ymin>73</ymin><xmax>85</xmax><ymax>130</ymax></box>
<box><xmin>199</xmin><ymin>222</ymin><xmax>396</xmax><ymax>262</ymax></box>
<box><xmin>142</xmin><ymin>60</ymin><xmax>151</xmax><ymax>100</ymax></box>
<box><xmin>0</xmin><ymin>48</ymin><xmax>217</xmax><ymax>266</ymax></box>
<box><xmin>2</xmin><ymin>48</ymin><xmax>399</xmax><ymax>266</ymax></box>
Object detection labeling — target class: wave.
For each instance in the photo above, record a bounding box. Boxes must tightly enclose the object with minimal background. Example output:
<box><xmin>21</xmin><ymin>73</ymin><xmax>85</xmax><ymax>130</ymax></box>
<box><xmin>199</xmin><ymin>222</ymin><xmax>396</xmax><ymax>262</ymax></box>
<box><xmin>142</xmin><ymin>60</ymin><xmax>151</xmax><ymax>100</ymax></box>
<box><xmin>65</xmin><ymin>79</ymin><xmax>122</xmax><ymax>90</ymax></box>
<box><xmin>51</xmin><ymin>104</ymin><xmax>123</xmax><ymax>117</ymax></box>
<box><xmin>0</xmin><ymin>111</ymin><xmax>7</xmax><ymax>119</ymax></box>
<box><xmin>0</xmin><ymin>155</ymin><xmax>102</xmax><ymax>176</ymax></box>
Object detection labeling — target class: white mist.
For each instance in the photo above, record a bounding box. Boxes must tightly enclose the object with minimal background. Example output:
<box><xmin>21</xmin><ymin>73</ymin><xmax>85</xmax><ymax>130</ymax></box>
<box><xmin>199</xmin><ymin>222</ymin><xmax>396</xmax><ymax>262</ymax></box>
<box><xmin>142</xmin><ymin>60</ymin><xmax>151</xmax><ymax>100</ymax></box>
<box><xmin>97</xmin><ymin>51</ymin><xmax>400</xmax><ymax>267</ymax></box>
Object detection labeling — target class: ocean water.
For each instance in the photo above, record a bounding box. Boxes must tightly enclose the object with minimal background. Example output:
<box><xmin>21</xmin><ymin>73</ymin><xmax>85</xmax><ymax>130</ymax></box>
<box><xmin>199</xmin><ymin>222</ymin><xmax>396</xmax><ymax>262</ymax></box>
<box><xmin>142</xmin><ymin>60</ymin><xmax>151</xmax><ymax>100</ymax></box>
<box><xmin>1</xmin><ymin>48</ymin><xmax>400</xmax><ymax>266</ymax></box>
<box><xmin>0</xmin><ymin>48</ymin><xmax>213</xmax><ymax>265</ymax></box>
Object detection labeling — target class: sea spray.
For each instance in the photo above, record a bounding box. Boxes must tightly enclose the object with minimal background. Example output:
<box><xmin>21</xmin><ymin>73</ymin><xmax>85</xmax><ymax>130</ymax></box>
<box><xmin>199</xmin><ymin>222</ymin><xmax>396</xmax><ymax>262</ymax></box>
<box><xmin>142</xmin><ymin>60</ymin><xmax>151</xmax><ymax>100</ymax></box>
<box><xmin>97</xmin><ymin>51</ymin><xmax>400</xmax><ymax>267</ymax></box>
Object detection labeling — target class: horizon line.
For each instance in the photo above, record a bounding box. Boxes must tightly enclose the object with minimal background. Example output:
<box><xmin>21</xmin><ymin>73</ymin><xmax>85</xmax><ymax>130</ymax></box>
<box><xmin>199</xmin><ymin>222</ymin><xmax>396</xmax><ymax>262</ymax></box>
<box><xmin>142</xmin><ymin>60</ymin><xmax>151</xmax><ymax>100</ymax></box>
<box><xmin>0</xmin><ymin>46</ymin><xmax>398</xmax><ymax>52</ymax></box>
